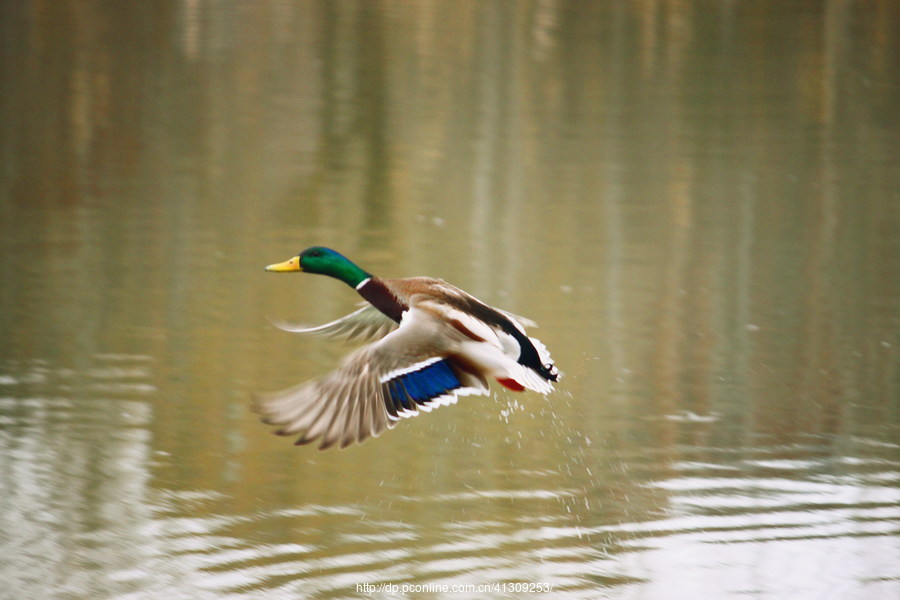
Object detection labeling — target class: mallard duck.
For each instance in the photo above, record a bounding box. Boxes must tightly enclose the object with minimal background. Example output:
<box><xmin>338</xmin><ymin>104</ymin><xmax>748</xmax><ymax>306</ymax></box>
<box><xmin>255</xmin><ymin>246</ymin><xmax>559</xmax><ymax>450</ymax></box>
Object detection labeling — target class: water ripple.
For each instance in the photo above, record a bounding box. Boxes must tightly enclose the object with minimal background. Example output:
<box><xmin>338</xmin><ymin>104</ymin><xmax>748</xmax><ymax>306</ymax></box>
<box><xmin>2</xmin><ymin>355</ymin><xmax>897</xmax><ymax>598</ymax></box>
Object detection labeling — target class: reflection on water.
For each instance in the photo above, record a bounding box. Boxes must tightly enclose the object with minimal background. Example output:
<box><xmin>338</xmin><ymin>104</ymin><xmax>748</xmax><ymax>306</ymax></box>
<box><xmin>4</xmin><ymin>371</ymin><xmax>897</xmax><ymax>599</ymax></box>
<box><xmin>1</xmin><ymin>1</ymin><xmax>899</xmax><ymax>599</ymax></box>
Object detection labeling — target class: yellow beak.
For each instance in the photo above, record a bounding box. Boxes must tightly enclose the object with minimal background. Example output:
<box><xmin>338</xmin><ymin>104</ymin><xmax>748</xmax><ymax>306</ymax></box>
<box><xmin>264</xmin><ymin>256</ymin><xmax>302</xmax><ymax>272</ymax></box>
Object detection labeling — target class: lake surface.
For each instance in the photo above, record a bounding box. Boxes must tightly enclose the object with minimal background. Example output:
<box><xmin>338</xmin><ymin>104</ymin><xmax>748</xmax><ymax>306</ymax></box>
<box><xmin>2</xmin><ymin>1</ymin><xmax>898</xmax><ymax>598</ymax></box>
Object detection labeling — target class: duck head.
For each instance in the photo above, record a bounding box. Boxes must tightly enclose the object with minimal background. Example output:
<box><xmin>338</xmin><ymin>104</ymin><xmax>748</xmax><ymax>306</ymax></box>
<box><xmin>265</xmin><ymin>246</ymin><xmax>371</xmax><ymax>287</ymax></box>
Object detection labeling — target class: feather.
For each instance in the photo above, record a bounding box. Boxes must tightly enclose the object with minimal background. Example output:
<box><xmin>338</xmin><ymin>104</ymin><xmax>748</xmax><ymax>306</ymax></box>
<box><xmin>254</xmin><ymin>307</ymin><xmax>491</xmax><ymax>449</ymax></box>
<box><xmin>268</xmin><ymin>304</ymin><xmax>397</xmax><ymax>342</ymax></box>
<box><xmin>258</xmin><ymin>247</ymin><xmax>559</xmax><ymax>450</ymax></box>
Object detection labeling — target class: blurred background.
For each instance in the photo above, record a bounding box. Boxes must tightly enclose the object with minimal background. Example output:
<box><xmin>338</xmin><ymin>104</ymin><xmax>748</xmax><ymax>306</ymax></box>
<box><xmin>1</xmin><ymin>1</ymin><xmax>898</xmax><ymax>598</ymax></box>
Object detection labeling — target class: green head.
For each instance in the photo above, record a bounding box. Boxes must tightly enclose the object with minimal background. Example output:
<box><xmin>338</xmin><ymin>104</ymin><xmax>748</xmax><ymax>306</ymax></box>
<box><xmin>264</xmin><ymin>246</ymin><xmax>371</xmax><ymax>288</ymax></box>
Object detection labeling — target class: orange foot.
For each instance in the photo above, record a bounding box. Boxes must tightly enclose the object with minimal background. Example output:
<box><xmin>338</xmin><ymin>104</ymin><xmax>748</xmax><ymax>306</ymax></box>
<box><xmin>496</xmin><ymin>377</ymin><xmax>525</xmax><ymax>392</ymax></box>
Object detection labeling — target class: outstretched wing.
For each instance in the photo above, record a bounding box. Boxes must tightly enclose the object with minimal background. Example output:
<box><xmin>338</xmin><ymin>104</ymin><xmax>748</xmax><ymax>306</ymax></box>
<box><xmin>268</xmin><ymin>304</ymin><xmax>398</xmax><ymax>343</ymax></box>
<box><xmin>254</xmin><ymin>308</ymin><xmax>488</xmax><ymax>450</ymax></box>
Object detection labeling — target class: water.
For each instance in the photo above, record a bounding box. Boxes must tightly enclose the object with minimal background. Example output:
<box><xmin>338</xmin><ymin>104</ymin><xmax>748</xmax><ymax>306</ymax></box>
<box><xmin>1</xmin><ymin>1</ymin><xmax>899</xmax><ymax>598</ymax></box>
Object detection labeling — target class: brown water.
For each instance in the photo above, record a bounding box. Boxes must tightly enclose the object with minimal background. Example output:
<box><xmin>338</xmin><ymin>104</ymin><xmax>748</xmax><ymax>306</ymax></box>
<box><xmin>2</xmin><ymin>2</ymin><xmax>899</xmax><ymax>599</ymax></box>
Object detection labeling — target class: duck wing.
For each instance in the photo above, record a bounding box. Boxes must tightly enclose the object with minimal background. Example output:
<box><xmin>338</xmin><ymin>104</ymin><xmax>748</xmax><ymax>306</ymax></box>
<box><xmin>254</xmin><ymin>307</ymin><xmax>489</xmax><ymax>450</ymax></box>
<box><xmin>496</xmin><ymin>308</ymin><xmax>537</xmax><ymax>329</ymax></box>
<box><xmin>268</xmin><ymin>304</ymin><xmax>398</xmax><ymax>342</ymax></box>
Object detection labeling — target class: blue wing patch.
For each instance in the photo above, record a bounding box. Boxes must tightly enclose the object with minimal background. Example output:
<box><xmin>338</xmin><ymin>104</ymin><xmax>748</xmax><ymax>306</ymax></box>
<box><xmin>383</xmin><ymin>359</ymin><xmax>461</xmax><ymax>415</ymax></box>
